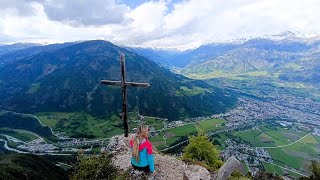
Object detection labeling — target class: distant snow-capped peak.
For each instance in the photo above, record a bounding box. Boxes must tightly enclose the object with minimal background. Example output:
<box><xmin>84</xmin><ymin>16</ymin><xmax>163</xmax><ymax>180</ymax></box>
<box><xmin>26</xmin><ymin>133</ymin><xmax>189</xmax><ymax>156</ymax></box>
<box><xmin>264</xmin><ymin>31</ymin><xmax>320</xmax><ymax>41</ymax></box>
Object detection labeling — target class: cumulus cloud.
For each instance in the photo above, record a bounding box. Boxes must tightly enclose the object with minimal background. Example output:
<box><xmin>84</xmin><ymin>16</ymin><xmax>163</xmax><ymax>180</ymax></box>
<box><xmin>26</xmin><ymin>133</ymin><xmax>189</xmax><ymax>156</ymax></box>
<box><xmin>0</xmin><ymin>0</ymin><xmax>43</xmax><ymax>16</ymax></box>
<box><xmin>1</xmin><ymin>0</ymin><xmax>320</xmax><ymax>50</ymax></box>
<box><xmin>41</xmin><ymin>0</ymin><xmax>131</xmax><ymax>26</ymax></box>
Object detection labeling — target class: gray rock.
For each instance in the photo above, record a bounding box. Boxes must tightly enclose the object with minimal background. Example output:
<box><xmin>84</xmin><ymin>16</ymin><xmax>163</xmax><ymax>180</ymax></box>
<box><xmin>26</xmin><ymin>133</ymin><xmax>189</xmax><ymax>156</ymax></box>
<box><xmin>183</xmin><ymin>165</ymin><xmax>211</xmax><ymax>180</ymax></box>
<box><xmin>106</xmin><ymin>134</ymin><xmax>215</xmax><ymax>180</ymax></box>
<box><xmin>215</xmin><ymin>156</ymin><xmax>244</xmax><ymax>180</ymax></box>
<box><xmin>105</xmin><ymin>135</ymin><xmax>131</xmax><ymax>153</ymax></box>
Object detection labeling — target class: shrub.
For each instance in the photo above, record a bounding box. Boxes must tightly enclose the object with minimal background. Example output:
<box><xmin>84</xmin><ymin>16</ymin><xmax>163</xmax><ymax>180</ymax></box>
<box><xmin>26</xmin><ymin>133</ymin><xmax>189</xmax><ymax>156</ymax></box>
<box><xmin>254</xmin><ymin>171</ymin><xmax>283</xmax><ymax>180</ymax></box>
<box><xmin>70</xmin><ymin>153</ymin><xmax>118</xmax><ymax>180</ymax></box>
<box><xmin>182</xmin><ymin>133</ymin><xmax>223</xmax><ymax>170</ymax></box>
<box><xmin>228</xmin><ymin>171</ymin><xmax>252</xmax><ymax>180</ymax></box>
<box><xmin>300</xmin><ymin>160</ymin><xmax>320</xmax><ymax>180</ymax></box>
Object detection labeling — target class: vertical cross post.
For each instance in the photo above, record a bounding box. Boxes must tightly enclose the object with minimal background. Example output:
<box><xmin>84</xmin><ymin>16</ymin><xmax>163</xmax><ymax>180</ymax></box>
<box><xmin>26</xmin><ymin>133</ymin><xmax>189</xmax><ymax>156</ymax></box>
<box><xmin>120</xmin><ymin>54</ymin><xmax>129</xmax><ymax>137</ymax></box>
<box><xmin>100</xmin><ymin>54</ymin><xmax>150</xmax><ymax>137</ymax></box>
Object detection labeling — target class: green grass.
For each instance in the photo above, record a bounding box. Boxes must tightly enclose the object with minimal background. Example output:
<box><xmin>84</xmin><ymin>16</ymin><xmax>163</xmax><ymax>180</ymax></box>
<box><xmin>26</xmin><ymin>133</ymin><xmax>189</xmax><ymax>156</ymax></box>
<box><xmin>0</xmin><ymin>112</ymin><xmax>57</xmax><ymax>142</ymax></box>
<box><xmin>285</xmin><ymin>63</ymin><xmax>302</xmax><ymax>70</ymax></box>
<box><xmin>143</xmin><ymin>116</ymin><xmax>164</xmax><ymax>130</ymax></box>
<box><xmin>313</xmin><ymin>136</ymin><xmax>320</xmax><ymax>144</ymax></box>
<box><xmin>26</xmin><ymin>83</ymin><xmax>40</xmax><ymax>93</ymax></box>
<box><xmin>266</xmin><ymin>148</ymin><xmax>304</xmax><ymax>170</ymax></box>
<box><xmin>35</xmin><ymin>112</ymin><xmax>66</xmax><ymax>127</ymax></box>
<box><xmin>167</xmin><ymin>124</ymin><xmax>197</xmax><ymax>137</ymax></box>
<box><xmin>235</xmin><ymin>126</ymin><xmax>308</xmax><ymax>147</ymax></box>
<box><xmin>234</xmin><ymin>125</ymin><xmax>317</xmax><ymax>175</ymax></box>
<box><xmin>176</xmin><ymin>86</ymin><xmax>211</xmax><ymax>96</ymax></box>
<box><xmin>241</xmin><ymin>161</ymin><xmax>250</xmax><ymax>174</ymax></box>
<box><xmin>35</xmin><ymin>112</ymin><xmax>142</xmax><ymax>139</ymax></box>
<box><xmin>0</xmin><ymin>111</ymin><xmax>6</xmax><ymax>116</ymax></box>
<box><xmin>281</xmin><ymin>134</ymin><xmax>320</xmax><ymax>158</ymax></box>
<box><xmin>150</xmin><ymin>134</ymin><xmax>164</xmax><ymax>142</ymax></box>
<box><xmin>235</xmin><ymin>130</ymin><xmax>263</xmax><ymax>144</ymax></box>
<box><xmin>152</xmin><ymin>119</ymin><xmax>227</xmax><ymax>148</ymax></box>
<box><xmin>161</xmin><ymin>123</ymin><xmax>197</xmax><ymax>147</ymax></box>
<box><xmin>262</xmin><ymin>162</ymin><xmax>284</xmax><ymax>175</ymax></box>
<box><xmin>91</xmin><ymin>146</ymin><xmax>102</xmax><ymax>153</ymax></box>
<box><xmin>0</xmin><ymin>128</ymin><xmax>38</xmax><ymax>142</ymax></box>
<box><xmin>165</xmin><ymin>137</ymin><xmax>181</xmax><ymax>146</ymax></box>
<box><xmin>196</xmin><ymin>118</ymin><xmax>226</xmax><ymax>132</ymax></box>
<box><xmin>36</xmin><ymin>112</ymin><xmax>136</xmax><ymax>139</ymax></box>
<box><xmin>240</xmin><ymin>71</ymin><xmax>270</xmax><ymax>77</ymax></box>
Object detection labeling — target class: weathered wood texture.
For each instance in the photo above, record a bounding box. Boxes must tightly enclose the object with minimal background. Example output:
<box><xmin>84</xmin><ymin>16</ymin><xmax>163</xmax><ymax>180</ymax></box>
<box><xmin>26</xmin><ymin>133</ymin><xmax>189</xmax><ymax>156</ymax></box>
<box><xmin>100</xmin><ymin>54</ymin><xmax>150</xmax><ymax>137</ymax></box>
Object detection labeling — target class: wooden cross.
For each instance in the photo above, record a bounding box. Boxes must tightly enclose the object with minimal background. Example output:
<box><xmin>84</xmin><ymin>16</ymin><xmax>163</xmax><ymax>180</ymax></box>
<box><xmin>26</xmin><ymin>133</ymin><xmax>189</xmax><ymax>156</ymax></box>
<box><xmin>100</xmin><ymin>53</ymin><xmax>150</xmax><ymax>137</ymax></box>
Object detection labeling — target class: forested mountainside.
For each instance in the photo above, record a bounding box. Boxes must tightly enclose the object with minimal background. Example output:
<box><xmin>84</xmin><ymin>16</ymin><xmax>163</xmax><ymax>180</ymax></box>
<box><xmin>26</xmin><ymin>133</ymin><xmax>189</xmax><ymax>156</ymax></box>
<box><xmin>0</xmin><ymin>40</ymin><xmax>235</xmax><ymax>120</ymax></box>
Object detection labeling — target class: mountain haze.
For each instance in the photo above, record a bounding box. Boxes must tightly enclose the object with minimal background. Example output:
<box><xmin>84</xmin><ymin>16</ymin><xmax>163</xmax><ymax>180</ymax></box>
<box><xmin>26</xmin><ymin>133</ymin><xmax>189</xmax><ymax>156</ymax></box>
<box><xmin>129</xmin><ymin>34</ymin><xmax>320</xmax><ymax>85</ymax></box>
<box><xmin>0</xmin><ymin>42</ymin><xmax>77</xmax><ymax>68</ymax></box>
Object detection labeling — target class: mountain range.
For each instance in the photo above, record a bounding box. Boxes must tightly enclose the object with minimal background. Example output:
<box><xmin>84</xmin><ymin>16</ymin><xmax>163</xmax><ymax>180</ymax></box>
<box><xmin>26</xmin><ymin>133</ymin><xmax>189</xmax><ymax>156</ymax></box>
<box><xmin>128</xmin><ymin>33</ymin><xmax>320</xmax><ymax>85</ymax></box>
<box><xmin>1</xmin><ymin>32</ymin><xmax>319</xmax><ymax>122</ymax></box>
<box><xmin>0</xmin><ymin>40</ymin><xmax>235</xmax><ymax>120</ymax></box>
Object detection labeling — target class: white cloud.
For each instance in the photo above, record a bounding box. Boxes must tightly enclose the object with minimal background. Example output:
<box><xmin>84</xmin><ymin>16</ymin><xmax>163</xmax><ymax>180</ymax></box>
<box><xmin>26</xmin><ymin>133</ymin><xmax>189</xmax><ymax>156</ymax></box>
<box><xmin>42</xmin><ymin>0</ymin><xmax>131</xmax><ymax>26</ymax></box>
<box><xmin>1</xmin><ymin>0</ymin><xmax>320</xmax><ymax>50</ymax></box>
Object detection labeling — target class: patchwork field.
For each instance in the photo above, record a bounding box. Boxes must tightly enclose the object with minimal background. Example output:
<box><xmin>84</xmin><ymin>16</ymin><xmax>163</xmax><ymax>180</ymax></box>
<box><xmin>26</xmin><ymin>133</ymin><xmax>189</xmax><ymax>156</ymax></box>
<box><xmin>150</xmin><ymin>118</ymin><xmax>226</xmax><ymax>149</ymax></box>
<box><xmin>233</xmin><ymin>125</ymin><xmax>320</xmax><ymax>177</ymax></box>
<box><xmin>36</xmin><ymin>112</ymin><xmax>141</xmax><ymax>139</ymax></box>
<box><xmin>262</xmin><ymin>162</ymin><xmax>284</xmax><ymax>176</ymax></box>
<box><xmin>234</xmin><ymin>126</ymin><xmax>308</xmax><ymax>147</ymax></box>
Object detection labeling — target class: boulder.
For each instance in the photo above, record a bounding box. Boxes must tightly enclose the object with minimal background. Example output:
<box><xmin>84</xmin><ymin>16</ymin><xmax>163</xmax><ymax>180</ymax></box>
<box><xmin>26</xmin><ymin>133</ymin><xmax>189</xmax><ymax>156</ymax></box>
<box><xmin>183</xmin><ymin>165</ymin><xmax>211</xmax><ymax>180</ymax></box>
<box><xmin>215</xmin><ymin>156</ymin><xmax>244</xmax><ymax>180</ymax></box>
<box><xmin>104</xmin><ymin>135</ymin><xmax>131</xmax><ymax>153</ymax></box>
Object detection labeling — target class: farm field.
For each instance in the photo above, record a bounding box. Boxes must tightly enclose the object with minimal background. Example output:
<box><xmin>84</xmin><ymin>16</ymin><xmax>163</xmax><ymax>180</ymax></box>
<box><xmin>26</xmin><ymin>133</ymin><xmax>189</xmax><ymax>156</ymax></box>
<box><xmin>232</xmin><ymin>125</ymin><xmax>319</xmax><ymax>177</ymax></box>
<box><xmin>142</xmin><ymin>116</ymin><xmax>165</xmax><ymax>130</ymax></box>
<box><xmin>262</xmin><ymin>162</ymin><xmax>284</xmax><ymax>176</ymax></box>
<box><xmin>150</xmin><ymin>118</ymin><xmax>226</xmax><ymax>149</ymax></box>
<box><xmin>195</xmin><ymin>118</ymin><xmax>226</xmax><ymax>132</ymax></box>
<box><xmin>234</xmin><ymin>126</ymin><xmax>308</xmax><ymax>147</ymax></box>
<box><xmin>36</xmin><ymin>112</ymin><xmax>141</xmax><ymax>139</ymax></box>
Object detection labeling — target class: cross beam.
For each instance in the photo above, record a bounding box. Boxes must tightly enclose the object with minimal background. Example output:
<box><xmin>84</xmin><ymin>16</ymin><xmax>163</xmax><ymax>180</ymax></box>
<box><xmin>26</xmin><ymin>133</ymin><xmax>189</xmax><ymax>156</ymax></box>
<box><xmin>100</xmin><ymin>80</ymin><xmax>150</xmax><ymax>88</ymax></box>
<box><xmin>100</xmin><ymin>53</ymin><xmax>150</xmax><ymax>137</ymax></box>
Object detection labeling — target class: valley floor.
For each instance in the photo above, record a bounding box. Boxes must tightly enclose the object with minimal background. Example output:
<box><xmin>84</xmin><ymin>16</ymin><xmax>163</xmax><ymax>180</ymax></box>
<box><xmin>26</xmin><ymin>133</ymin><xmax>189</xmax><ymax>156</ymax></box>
<box><xmin>1</xmin><ymin>76</ymin><xmax>319</xmax><ymax>179</ymax></box>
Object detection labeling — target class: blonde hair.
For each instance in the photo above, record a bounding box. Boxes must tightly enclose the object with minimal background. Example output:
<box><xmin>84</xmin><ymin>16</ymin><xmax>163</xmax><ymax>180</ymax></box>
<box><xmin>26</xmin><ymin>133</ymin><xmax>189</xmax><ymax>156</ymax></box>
<box><xmin>132</xmin><ymin>125</ymin><xmax>149</xmax><ymax>163</ymax></box>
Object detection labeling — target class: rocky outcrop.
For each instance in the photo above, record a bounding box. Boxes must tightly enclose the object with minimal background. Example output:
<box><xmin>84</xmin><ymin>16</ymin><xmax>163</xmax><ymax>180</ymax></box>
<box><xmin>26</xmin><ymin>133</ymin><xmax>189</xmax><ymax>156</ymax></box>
<box><xmin>215</xmin><ymin>156</ymin><xmax>244</xmax><ymax>180</ymax></box>
<box><xmin>105</xmin><ymin>135</ymin><xmax>242</xmax><ymax>180</ymax></box>
<box><xmin>183</xmin><ymin>165</ymin><xmax>211</xmax><ymax>180</ymax></box>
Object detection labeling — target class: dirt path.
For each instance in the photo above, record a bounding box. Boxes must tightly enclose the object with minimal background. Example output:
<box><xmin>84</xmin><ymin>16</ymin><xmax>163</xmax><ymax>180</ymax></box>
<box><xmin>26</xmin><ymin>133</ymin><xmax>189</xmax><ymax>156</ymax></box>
<box><xmin>257</xmin><ymin>132</ymin><xmax>312</xmax><ymax>149</ymax></box>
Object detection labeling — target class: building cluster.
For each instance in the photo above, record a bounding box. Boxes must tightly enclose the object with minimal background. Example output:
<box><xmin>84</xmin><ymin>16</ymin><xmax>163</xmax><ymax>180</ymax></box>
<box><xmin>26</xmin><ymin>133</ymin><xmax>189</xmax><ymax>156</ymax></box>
<box><xmin>312</xmin><ymin>127</ymin><xmax>320</xmax><ymax>137</ymax></box>
<box><xmin>224</xmin><ymin>97</ymin><xmax>320</xmax><ymax>127</ymax></box>
<box><xmin>17</xmin><ymin>138</ymin><xmax>58</xmax><ymax>153</ymax></box>
<box><xmin>58</xmin><ymin>138</ymin><xmax>102</xmax><ymax>147</ymax></box>
<box><xmin>222</xmin><ymin>139</ymin><xmax>272</xmax><ymax>175</ymax></box>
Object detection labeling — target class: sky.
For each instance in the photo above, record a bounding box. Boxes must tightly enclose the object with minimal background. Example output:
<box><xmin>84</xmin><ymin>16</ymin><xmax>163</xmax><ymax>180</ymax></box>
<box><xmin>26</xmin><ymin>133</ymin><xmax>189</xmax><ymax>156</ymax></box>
<box><xmin>1</xmin><ymin>0</ymin><xmax>320</xmax><ymax>50</ymax></box>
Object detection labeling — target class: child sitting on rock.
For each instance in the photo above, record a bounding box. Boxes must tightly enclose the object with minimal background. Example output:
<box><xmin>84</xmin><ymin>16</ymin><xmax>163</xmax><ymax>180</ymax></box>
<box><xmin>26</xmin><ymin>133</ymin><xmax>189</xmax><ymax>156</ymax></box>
<box><xmin>130</xmin><ymin>125</ymin><xmax>155</xmax><ymax>173</ymax></box>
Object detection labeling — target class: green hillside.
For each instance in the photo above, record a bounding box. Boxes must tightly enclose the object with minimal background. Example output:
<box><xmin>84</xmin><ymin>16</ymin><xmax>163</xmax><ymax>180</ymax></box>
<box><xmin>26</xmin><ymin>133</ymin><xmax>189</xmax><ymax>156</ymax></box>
<box><xmin>0</xmin><ymin>111</ymin><xmax>57</xmax><ymax>142</ymax></box>
<box><xmin>0</xmin><ymin>40</ymin><xmax>236</xmax><ymax>121</ymax></box>
<box><xmin>0</xmin><ymin>153</ymin><xmax>68</xmax><ymax>180</ymax></box>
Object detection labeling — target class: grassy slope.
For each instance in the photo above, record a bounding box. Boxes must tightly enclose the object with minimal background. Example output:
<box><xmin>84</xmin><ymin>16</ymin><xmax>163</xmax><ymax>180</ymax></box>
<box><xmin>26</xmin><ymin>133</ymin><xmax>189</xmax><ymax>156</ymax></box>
<box><xmin>262</xmin><ymin>162</ymin><xmax>284</xmax><ymax>175</ymax></box>
<box><xmin>150</xmin><ymin>118</ymin><xmax>226</xmax><ymax>148</ymax></box>
<box><xmin>0</xmin><ymin>111</ymin><xmax>56</xmax><ymax>142</ymax></box>
<box><xmin>36</xmin><ymin>112</ymin><xmax>140</xmax><ymax>139</ymax></box>
<box><xmin>0</xmin><ymin>128</ymin><xmax>38</xmax><ymax>142</ymax></box>
<box><xmin>234</xmin><ymin>125</ymin><xmax>319</xmax><ymax>176</ymax></box>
